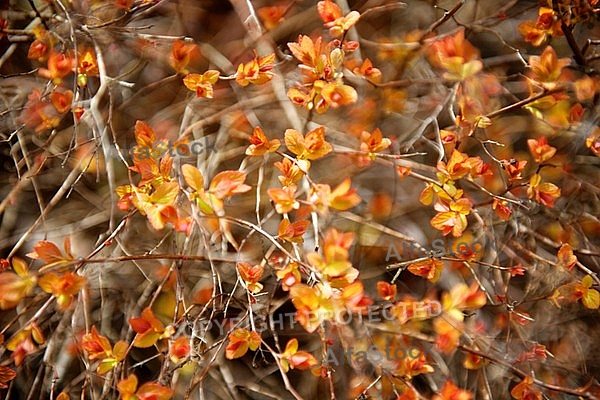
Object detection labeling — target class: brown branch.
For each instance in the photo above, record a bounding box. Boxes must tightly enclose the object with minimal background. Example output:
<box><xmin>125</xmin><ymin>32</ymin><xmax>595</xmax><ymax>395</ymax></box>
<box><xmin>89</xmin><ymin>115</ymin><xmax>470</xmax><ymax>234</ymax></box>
<box><xmin>485</xmin><ymin>87</ymin><xmax>563</xmax><ymax>120</ymax></box>
<box><xmin>561</xmin><ymin>22</ymin><xmax>587</xmax><ymax>66</ymax></box>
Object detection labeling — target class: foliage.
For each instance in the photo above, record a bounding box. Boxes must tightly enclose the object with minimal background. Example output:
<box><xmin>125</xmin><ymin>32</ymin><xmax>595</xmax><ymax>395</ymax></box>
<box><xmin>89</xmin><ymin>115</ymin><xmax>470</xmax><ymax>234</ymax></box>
<box><xmin>1</xmin><ymin>0</ymin><xmax>600</xmax><ymax>399</ymax></box>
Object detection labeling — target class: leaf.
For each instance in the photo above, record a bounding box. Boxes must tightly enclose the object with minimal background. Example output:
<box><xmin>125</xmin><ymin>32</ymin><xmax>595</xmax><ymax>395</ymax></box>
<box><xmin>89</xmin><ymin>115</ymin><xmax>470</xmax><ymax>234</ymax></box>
<box><xmin>278</xmin><ymin>218</ymin><xmax>310</xmax><ymax>243</ymax></box>
<box><xmin>557</xmin><ymin>243</ymin><xmax>577</xmax><ymax>270</ymax></box>
<box><xmin>169</xmin><ymin>336</ymin><xmax>190</xmax><ymax>362</ymax></box>
<box><xmin>257</xmin><ymin>5</ymin><xmax>287</xmax><ymax>30</ymax></box>
<box><xmin>246</xmin><ymin>126</ymin><xmax>281</xmax><ymax>156</ymax></box>
<box><xmin>377</xmin><ymin>281</ymin><xmax>397</xmax><ymax>301</ymax></box>
<box><xmin>26</xmin><ymin>240</ymin><xmax>64</xmax><ymax>264</ymax></box>
<box><xmin>81</xmin><ymin>326</ymin><xmax>112</xmax><ymax>361</ymax></box>
<box><xmin>427</xmin><ymin>30</ymin><xmax>482</xmax><ymax>81</ymax></box>
<box><xmin>129</xmin><ymin>307</ymin><xmax>173</xmax><ymax>348</ymax></box>
<box><xmin>527</xmin><ymin>174</ymin><xmax>561</xmax><ymax>207</ymax></box>
<box><xmin>320</xmin><ymin>82</ymin><xmax>358</xmax><ymax>109</ymax></box>
<box><xmin>510</xmin><ymin>376</ymin><xmax>541</xmax><ymax>400</ymax></box>
<box><xmin>437</xmin><ymin>149</ymin><xmax>471</xmax><ymax>180</ymax></box>
<box><xmin>170</xmin><ymin>39</ymin><xmax>198</xmax><ymax>74</ymax></box>
<box><xmin>237</xmin><ymin>262</ymin><xmax>264</xmax><ymax>294</ymax></box>
<box><xmin>0</xmin><ymin>366</ymin><xmax>16</xmax><ymax>389</ymax></box>
<box><xmin>433</xmin><ymin>317</ymin><xmax>461</xmax><ymax>354</ymax></box>
<box><xmin>419</xmin><ymin>185</ymin><xmax>434</xmax><ymax>205</ymax></box>
<box><xmin>136</xmin><ymin>381</ymin><xmax>174</xmax><ymax>400</ymax></box>
<box><xmin>284</xmin><ymin>126</ymin><xmax>332</xmax><ymax>160</ymax></box>
<box><xmin>235</xmin><ymin>51</ymin><xmax>275</xmax><ymax>86</ymax></box>
<box><xmin>328</xmin><ymin>178</ymin><xmax>361</xmax><ymax>210</ymax></box>
<box><xmin>38</xmin><ymin>271</ymin><xmax>87</xmax><ymax>310</ymax></box>
<box><xmin>528</xmin><ymin>46</ymin><xmax>570</xmax><ymax>89</ymax></box>
<box><xmin>492</xmin><ymin>199</ymin><xmax>512</xmax><ymax>220</ymax></box>
<box><xmin>275</xmin><ymin>262</ymin><xmax>301</xmax><ymax>291</ymax></box>
<box><xmin>288</xmin><ymin>35</ymin><xmax>321</xmax><ymax>67</ymax></box>
<box><xmin>209</xmin><ymin>171</ymin><xmax>251</xmax><ymax>199</ymax></box>
<box><xmin>134</xmin><ymin>120</ymin><xmax>156</xmax><ymax>149</ymax></box>
<box><xmin>182</xmin><ymin>164</ymin><xmax>204</xmax><ymax>191</ymax></box>
<box><xmin>433</xmin><ymin>379</ymin><xmax>474</xmax><ymax>400</ymax></box>
<box><xmin>280</xmin><ymin>338</ymin><xmax>317</xmax><ymax>372</ymax></box>
<box><xmin>0</xmin><ymin>258</ymin><xmax>36</xmax><ymax>310</ymax></box>
<box><xmin>117</xmin><ymin>375</ymin><xmax>138</xmax><ymax>398</ymax></box>
<box><xmin>183</xmin><ymin>70</ymin><xmax>220</xmax><ymax>98</ymax></box>
<box><xmin>360</xmin><ymin>128</ymin><xmax>390</xmax><ymax>154</ymax></box>
<box><xmin>527</xmin><ymin>136</ymin><xmax>556</xmax><ymax>164</ymax></box>
<box><xmin>225</xmin><ymin>328</ymin><xmax>261</xmax><ymax>359</ymax></box>
<box><xmin>113</xmin><ymin>340</ymin><xmax>128</xmax><ymax>361</ymax></box>
<box><xmin>317</xmin><ymin>0</ymin><xmax>342</xmax><ymax>23</ymax></box>
<box><xmin>268</xmin><ymin>187</ymin><xmax>300</xmax><ymax>214</ymax></box>
<box><xmin>407</xmin><ymin>258</ymin><xmax>444</xmax><ymax>282</ymax></box>
<box><xmin>582</xmin><ymin>287</ymin><xmax>600</xmax><ymax>309</ymax></box>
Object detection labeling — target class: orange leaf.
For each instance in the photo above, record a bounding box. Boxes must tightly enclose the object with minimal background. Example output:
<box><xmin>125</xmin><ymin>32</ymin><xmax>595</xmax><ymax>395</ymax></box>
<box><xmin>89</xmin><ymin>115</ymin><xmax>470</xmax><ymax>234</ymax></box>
<box><xmin>236</xmin><ymin>51</ymin><xmax>275</xmax><ymax>86</ymax></box>
<box><xmin>276</xmin><ymin>262</ymin><xmax>301</xmax><ymax>291</ymax></box>
<box><xmin>320</xmin><ymin>81</ymin><xmax>358</xmax><ymax>110</ymax></box>
<box><xmin>492</xmin><ymin>199</ymin><xmax>512</xmax><ymax>220</ymax></box>
<box><xmin>360</xmin><ymin>128</ymin><xmax>390</xmax><ymax>155</ymax></box>
<box><xmin>328</xmin><ymin>178</ymin><xmax>361</xmax><ymax>210</ymax></box>
<box><xmin>50</xmin><ymin>89</ymin><xmax>73</xmax><ymax>114</ymax></box>
<box><xmin>353</xmin><ymin>58</ymin><xmax>382</xmax><ymax>83</ymax></box>
<box><xmin>284</xmin><ymin>126</ymin><xmax>332</xmax><ymax>160</ymax></box>
<box><xmin>527</xmin><ymin>174</ymin><xmax>561</xmax><ymax>207</ymax></box>
<box><xmin>225</xmin><ymin>328</ymin><xmax>261</xmax><ymax>359</ymax></box>
<box><xmin>433</xmin><ymin>379</ymin><xmax>473</xmax><ymax>400</ymax></box>
<box><xmin>0</xmin><ymin>366</ymin><xmax>16</xmax><ymax>389</ymax></box>
<box><xmin>136</xmin><ymin>381</ymin><xmax>174</xmax><ymax>400</ymax></box>
<box><xmin>511</xmin><ymin>376</ymin><xmax>542</xmax><ymax>400</ymax></box>
<box><xmin>527</xmin><ymin>136</ymin><xmax>556</xmax><ymax>164</ymax></box>
<box><xmin>169</xmin><ymin>336</ymin><xmax>190</xmax><ymax>362</ymax></box>
<box><xmin>170</xmin><ymin>39</ymin><xmax>198</xmax><ymax>74</ymax></box>
<box><xmin>38</xmin><ymin>51</ymin><xmax>75</xmax><ymax>84</ymax></box>
<box><xmin>246</xmin><ymin>126</ymin><xmax>281</xmax><ymax>156</ymax></box>
<box><xmin>134</xmin><ymin>120</ymin><xmax>156</xmax><ymax>149</ymax></box>
<box><xmin>376</xmin><ymin>281</ymin><xmax>397</xmax><ymax>301</ymax></box>
<box><xmin>81</xmin><ymin>326</ymin><xmax>112</xmax><ymax>361</ymax></box>
<box><xmin>237</xmin><ymin>262</ymin><xmax>264</xmax><ymax>294</ymax></box>
<box><xmin>117</xmin><ymin>375</ymin><xmax>138</xmax><ymax>398</ymax></box>
<box><xmin>463</xmin><ymin>352</ymin><xmax>486</xmax><ymax>370</ymax></box>
<box><xmin>278</xmin><ymin>218</ymin><xmax>310</xmax><ymax>243</ymax></box>
<box><xmin>433</xmin><ymin>317</ymin><xmax>461</xmax><ymax>354</ymax></box>
<box><xmin>427</xmin><ymin>30</ymin><xmax>482</xmax><ymax>81</ymax></box>
<box><xmin>557</xmin><ymin>243</ymin><xmax>577</xmax><ymax>270</ymax></box>
<box><xmin>274</xmin><ymin>157</ymin><xmax>305</xmax><ymax>187</ymax></box>
<box><xmin>129</xmin><ymin>307</ymin><xmax>174</xmax><ymax>348</ymax></box>
<box><xmin>268</xmin><ymin>187</ymin><xmax>300</xmax><ymax>214</ymax></box>
<box><xmin>280</xmin><ymin>338</ymin><xmax>317</xmax><ymax>372</ymax></box>
<box><xmin>407</xmin><ymin>258</ymin><xmax>444</xmax><ymax>282</ymax></box>
<box><xmin>528</xmin><ymin>46</ymin><xmax>570</xmax><ymax>89</ymax></box>
<box><xmin>437</xmin><ymin>149</ymin><xmax>471</xmax><ymax>180</ymax></box>
<box><xmin>288</xmin><ymin>35</ymin><xmax>322</xmax><ymax>68</ymax></box>
<box><xmin>209</xmin><ymin>170</ymin><xmax>251</xmax><ymax>199</ymax></box>
<box><xmin>317</xmin><ymin>0</ymin><xmax>342</xmax><ymax>23</ymax></box>
<box><xmin>0</xmin><ymin>256</ymin><xmax>37</xmax><ymax>310</ymax></box>
<box><xmin>183</xmin><ymin>70</ymin><xmax>220</xmax><ymax>98</ymax></box>
<box><xmin>257</xmin><ymin>6</ymin><xmax>287</xmax><ymax>30</ymax></box>
<box><xmin>26</xmin><ymin>240</ymin><xmax>64</xmax><ymax>264</ymax></box>
<box><xmin>38</xmin><ymin>271</ymin><xmax>87</xmax><ymax>310</ymax></box>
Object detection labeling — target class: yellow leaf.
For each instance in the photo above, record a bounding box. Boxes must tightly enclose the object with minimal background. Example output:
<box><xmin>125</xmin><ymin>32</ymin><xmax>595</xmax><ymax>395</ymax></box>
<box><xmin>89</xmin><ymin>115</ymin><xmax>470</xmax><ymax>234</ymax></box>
<box><xmin>182</xmin><ymin>164</ymin><xmax>204</xmax><ymax>191</ymax></box>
